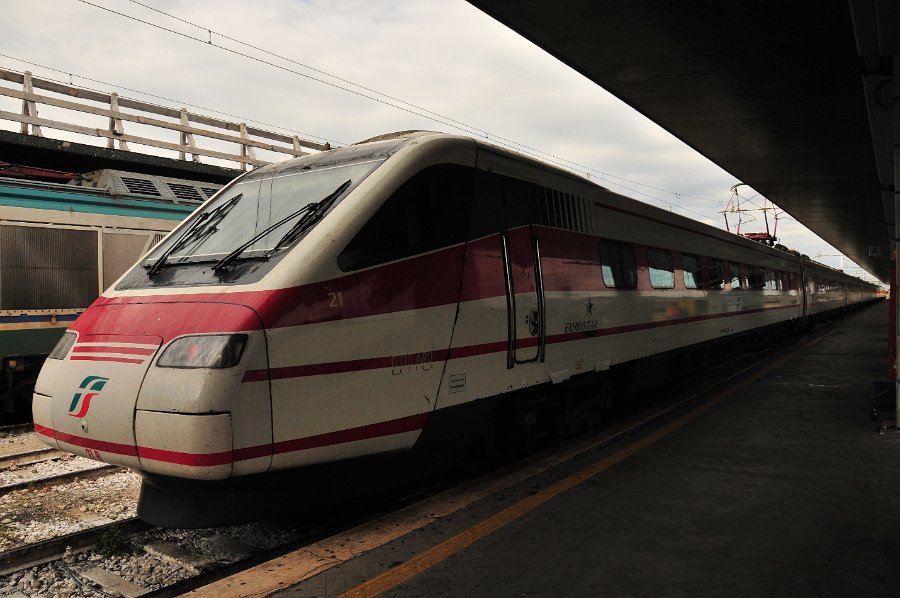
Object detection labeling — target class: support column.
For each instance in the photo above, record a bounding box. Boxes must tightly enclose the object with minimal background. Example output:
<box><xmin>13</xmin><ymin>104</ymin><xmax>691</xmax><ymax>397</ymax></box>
<box><xmin>894</xmin><ymin>55</ymin><xmax>900</xmax><ymax>422</ymax></box>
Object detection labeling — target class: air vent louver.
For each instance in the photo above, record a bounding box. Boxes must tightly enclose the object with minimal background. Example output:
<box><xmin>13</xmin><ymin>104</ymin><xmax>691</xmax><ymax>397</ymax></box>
<box><xmin>166</xmin><ymin>183</ymin><xmax>204</xmax><ymax>203</ymax></box>
<box><xmin>70</xmin><ymin>170</ymin><xmax>224</xmax><ymax>204</ymax></box>
<box><xmin>120</xmin><ymin>177</ymin><xmax>162</xmax><ymax>197</ymax></box>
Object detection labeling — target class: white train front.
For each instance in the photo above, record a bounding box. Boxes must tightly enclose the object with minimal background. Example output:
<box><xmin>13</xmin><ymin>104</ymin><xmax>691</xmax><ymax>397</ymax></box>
<box><xmin>31</xmin><ymin>132</ymin><xmax>879</xmax><ymax>525</ymax></box>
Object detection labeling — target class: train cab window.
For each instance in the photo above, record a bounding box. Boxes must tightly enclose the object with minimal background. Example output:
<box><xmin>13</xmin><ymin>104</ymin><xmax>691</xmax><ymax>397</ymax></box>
<box><xmin>338</xmin><ymin>164</ymin><xmax>473</xmax><ymax>271</ymax></box>
<box><xmin>728</xmin><ymin>262</ymin><xmax>742</xmax><ymax>290</ymax></box>
<box><xmin>600</xmin><ymin>240</ymin><xmax>637</xmax><ymax>289</ymax></box>
<box><xmin>682</xmin><ymin>254</ymin><xmax>702</xmax><ymax>289</ymax></box>
<box><xmin>647</xmin><ymin>249</ymin><xmax>675</xmax><ymax>289</ymax></box>
<box><xmin>747</xmin><ymin>267</ymin><xmax>765</xmax><ymax>290</ymax></box>
<box><xmin>708</xmin><ymin>259</ymin><xmax>724</xmax><ymax>290</ymax></box>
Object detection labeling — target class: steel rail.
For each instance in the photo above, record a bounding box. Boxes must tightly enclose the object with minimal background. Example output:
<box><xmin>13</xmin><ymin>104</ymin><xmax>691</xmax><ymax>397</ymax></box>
<box><xmin>0</xmin><ymin>447</ymin><xmax>67</xmax><ymax>470</ymax></box>
<box><xmin>0</xmin><ymin>517</ymin><xmax>151</xmax><ymax>576</ymax></box>
<box><xmin>0</xmin><ymin>464</ymin><xmax>120</xmax><ymax>497</ymax></box>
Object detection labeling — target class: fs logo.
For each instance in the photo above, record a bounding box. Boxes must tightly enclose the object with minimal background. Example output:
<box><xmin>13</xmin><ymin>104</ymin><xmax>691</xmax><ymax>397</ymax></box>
<box><xmin>68</xmin><ymin>376</ymin><xmax>109</xmax><ymax>418</ymax></box>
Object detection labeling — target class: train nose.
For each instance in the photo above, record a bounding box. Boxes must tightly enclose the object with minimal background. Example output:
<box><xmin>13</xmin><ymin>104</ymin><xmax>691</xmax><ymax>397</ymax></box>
<box><xmin>33</xmin><ymin>334</ymin><xmax>163</xmax><ymax>469</ymax></box>
<box><xmin>33</xmin><ymin>300</ymin><xmax>270</xmax><ymax>480</ymax></box>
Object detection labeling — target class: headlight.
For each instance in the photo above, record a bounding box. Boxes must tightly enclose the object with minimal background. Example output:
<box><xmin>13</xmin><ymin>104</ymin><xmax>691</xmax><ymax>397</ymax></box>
<box><xmin>49</xmin><ymin>332</ymin><xmax>77</xmax><ymax>360</ymax></box>
<box><xmin>156</xmin><ymin>334</ymin><xmax>248</xmax><ymax>369</ymax></box>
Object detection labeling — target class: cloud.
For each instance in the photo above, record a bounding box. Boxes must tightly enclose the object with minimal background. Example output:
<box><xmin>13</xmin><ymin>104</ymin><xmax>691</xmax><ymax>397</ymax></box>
<box><xmin>0</xmin><ymin>0</ymin><xmax>872</xmax><ymax>278</ymax></box>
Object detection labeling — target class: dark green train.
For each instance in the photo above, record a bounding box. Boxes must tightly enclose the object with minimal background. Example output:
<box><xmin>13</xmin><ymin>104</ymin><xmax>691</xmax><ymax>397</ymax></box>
<box><xmin>0</xmin><ymin>133</ymin><xmax>237</xmax><ymax>423</ymax></box>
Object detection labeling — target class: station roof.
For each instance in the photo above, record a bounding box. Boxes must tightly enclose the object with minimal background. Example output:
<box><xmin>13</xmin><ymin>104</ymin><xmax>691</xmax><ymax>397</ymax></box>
<box><xmin>468</xmin><ymin>0</ymin><xmax>898</xmax><ymax>283</ymax></box>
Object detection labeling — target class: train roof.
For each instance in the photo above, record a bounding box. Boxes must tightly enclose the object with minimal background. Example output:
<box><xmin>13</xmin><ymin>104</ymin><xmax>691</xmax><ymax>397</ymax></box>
<box><xmin>0</xmin><ymin>169</ymin><xmax>204</xmax><ymax>221</ymax></box>
<box><xmin>225</xmin><ymin>131</ymin><xmax>881</xmax><ymax>290</ymax></box>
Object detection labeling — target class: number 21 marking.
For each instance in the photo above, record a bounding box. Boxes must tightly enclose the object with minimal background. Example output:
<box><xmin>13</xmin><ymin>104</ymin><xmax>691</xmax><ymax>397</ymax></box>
<box><xmin>329</xmin><ymin>291</ymin><xmax>343</xmax><ymax>308</ymax></box>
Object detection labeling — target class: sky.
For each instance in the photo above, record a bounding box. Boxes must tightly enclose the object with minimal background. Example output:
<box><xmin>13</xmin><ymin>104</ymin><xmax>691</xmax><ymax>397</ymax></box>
<box><xmin>0</xmin><ymin>0</ymin><xmax>880</xmax><ymax>283</ymax></box>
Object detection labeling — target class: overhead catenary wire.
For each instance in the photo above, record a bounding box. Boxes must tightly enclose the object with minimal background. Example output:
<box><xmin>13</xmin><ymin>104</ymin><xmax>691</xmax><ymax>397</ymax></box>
<box><xmin>69</xmin><ymin>1</ymin><xmax>498</xmax><ymax>140</ymax></box>
<box><xmin>6</xmin><ymin>61</ymin><xmax>720</xmax><ymax>227</ymax></box>
<box><xmin>70</xmin><ymin>0</ymin><xmax>729</xmax><ymax>221</ymax></box>
<box><xmin>1</xmin><ymin>1</ymin><xmax>738</xmax><ymax>226</ymax></box>
<box><xmin>121</xmin><ymin>0</ymin><xmax>729</xmax><ymax>208</ymax></box>
<box><xmin>2</xmin><ymin>50</ymin><xmax>719</xmax><ymax>223</ymax></box>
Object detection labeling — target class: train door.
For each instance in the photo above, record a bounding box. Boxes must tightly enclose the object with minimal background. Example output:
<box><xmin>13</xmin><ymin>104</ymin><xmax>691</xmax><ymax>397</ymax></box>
<box><xmin>799</xmin><ymin>258</ymin><xmax>809</xmax><ymax>317</ymax></box>
<box><xmin>501</xmin><ymin>178</ymin><xmax>545</xmax><ymax>367</ymax></box>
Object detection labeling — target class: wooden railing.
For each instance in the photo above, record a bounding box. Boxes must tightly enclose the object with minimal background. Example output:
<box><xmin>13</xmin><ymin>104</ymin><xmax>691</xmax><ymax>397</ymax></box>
<box><xmin>0</xmin><ymin>69</ymin><xmax>331</xmax><ymax>170</ymax></box>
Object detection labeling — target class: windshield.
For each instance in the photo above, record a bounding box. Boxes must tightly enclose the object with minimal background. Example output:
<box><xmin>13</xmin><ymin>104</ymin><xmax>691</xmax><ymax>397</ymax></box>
<box><xmin>146</xmin><ymin>158</ymin><xmax>383</xmax><ymax>266</ymax></box>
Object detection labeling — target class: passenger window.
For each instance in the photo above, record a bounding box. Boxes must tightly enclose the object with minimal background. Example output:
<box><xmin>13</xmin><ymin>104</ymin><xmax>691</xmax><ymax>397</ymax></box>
<box><xmin>338</xmin><ymin>164</ymin><xmax>473</xmax><ymax>271</ymax></box>
<box><xmin>748</xmin><ymin>267</ymin><xmax>765</xmax><ymax>290</ymax></box>
<box><xmin>600</xmin><ymin>240</ymin><xmax>637</xmax><ymax>289</ymax></box>
<box><xmin>708</xmin><ymin>259</ymin><xmax>724</xmax><ymax>290</ymax></box>
<box><xmin>768</xmin><ymin>271</ymin><xmax>778</xmax><ymax>290</ymax></box>
<box><xmin>647</xmin><ymin>248</ymin><xmax>675</xmax><ymax>289</ymax></box>
<box><xmin>682</xmin><ymin>254</ymin><xmax>702</xmax><ymax>289</ymax></box>
<box><xmin>728</xmin><ymin>262</ymin><xmax>742</xmax><ymax>290</ymax></box>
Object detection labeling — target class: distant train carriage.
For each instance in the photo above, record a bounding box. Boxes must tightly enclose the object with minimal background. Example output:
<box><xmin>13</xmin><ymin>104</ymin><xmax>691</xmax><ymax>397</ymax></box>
<box><xmin>30</xmin><ymin>132</ymin><xmax>880</xmax><ymax>526</ymax></box>
<box><xmin>0</xmin><ymin>169</ymin><xmax>220</xmax><ymax>421</ymax></box>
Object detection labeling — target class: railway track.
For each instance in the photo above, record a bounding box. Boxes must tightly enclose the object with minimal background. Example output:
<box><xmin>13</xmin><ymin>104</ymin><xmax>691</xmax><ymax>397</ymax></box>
<box><xmin>0</xmin><ymin>514</ymin><xmax>313</xmax><ymax>595</ymax></box>
<box><xmin>0</xmin><ymin>463</ymin><xmax>120</xmax><ymax>497</ymax></box>
<box><xmin>0</xmin><ymin>429</ymin><xmax>123</xmax><ymax>497</ymax></box>
<box><xmin>0</xmin><ymin>447</ymin><xmax>68</xmax><ymax>470</ymax></box>
<box><xmin>0</xmin><ymin>517</ymin><xmax>151</xmax><ymax>576</ymax></box>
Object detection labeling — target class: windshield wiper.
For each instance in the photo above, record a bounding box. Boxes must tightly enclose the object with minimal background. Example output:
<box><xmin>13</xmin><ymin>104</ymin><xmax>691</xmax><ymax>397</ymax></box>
<box><xmin>212</xmin><ymin>180</ymin><xmax>351</xmax><ymax>273</ymax></box>
<box><xmin>272</xmin><ymin>179</ymin><xmax>352</xmax><ymax>251</ymax></box>
<box><xmin>146</xmin><ymin>193</ymin><xmax>242</xmax><ymax>278</ymax></box>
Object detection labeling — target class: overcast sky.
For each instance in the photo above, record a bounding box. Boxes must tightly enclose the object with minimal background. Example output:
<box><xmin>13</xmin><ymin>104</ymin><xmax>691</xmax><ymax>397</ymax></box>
<box><xmin>0</xmin><ymin>0</ymin><xmax>878</xmax><ymax>282</ymax></box>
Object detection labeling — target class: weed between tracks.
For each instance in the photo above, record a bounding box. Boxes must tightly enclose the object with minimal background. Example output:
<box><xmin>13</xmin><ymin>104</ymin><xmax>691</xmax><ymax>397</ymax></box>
<box><xmin>96</xmin><ymin>528</ymin><xmax>143</xmax><ymax>557</ymax></box>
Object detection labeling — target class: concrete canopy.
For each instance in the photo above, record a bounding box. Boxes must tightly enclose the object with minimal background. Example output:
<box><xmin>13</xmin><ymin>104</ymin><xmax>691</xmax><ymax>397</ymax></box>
<box><xmin>468</xmin><ymin>0</ymin><xmax>898</xmax><ymax>283</ymax></box>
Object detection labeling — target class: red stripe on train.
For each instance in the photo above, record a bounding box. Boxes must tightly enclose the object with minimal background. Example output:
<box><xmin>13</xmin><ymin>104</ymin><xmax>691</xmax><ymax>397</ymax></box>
<box><xmin>271</xmin><ymin>413</ymin><xmax>428</xmax><ymax>455</ymax></box>
<box><xmin>89</xmin><ymin>241</ymin><xmax>475</xmax><ymax>330</ymax></box>
<box><xmin>78</xmin><ymin>334</ymin><xmax>162</xmax><ymax>345</ymax></box>
<box><xmin>34</xmin><ymin>424</ymin><xmax>139</xmax><ymax>457</ymax></box>
<box><xmin>72</xmin><ymin>345</ymin><xmax>156</xmax><ymax>355</ymax></box>
<box><xmin>70</xmin><ymin>356</ymin><xmax>146</xmax><ymax>365</ymax></box>
<box><xmin>69</xmin><ymin>302</ymin><xmax>264</xmax><ymax>345</ymax></box>
<box><xmin>138</xmin><ymin>446</ymin><xmax>233</xmax><ymax>467</ymax></box>
<box><xmin>242</xmin><ymin>303</ymin><xmax>800</xmax><ymax>382</ymax></box>
<box><xmin>80</xmin><ymin>231</ymin><xmax>805</xmax><ymax>340</ymax></box>
<box><xmin>34</xmin><ymin>413</ymin><xmax>428</xmax><ymax>467</ymax></box>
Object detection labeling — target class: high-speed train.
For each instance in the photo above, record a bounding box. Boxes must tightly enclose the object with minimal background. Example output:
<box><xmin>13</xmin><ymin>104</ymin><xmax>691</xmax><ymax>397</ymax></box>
<box><xmin>32</xmin><ymin>132</ymin><xmax>880</xmax><ymax>526</ymax></box>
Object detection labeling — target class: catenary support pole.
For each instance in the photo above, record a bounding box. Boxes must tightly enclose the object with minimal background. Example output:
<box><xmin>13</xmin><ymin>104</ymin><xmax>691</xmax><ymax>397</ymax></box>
<box><xmin>894</xmin><ymin>55</ymin><xmax>900</xmax><ymax>425</ymax></box>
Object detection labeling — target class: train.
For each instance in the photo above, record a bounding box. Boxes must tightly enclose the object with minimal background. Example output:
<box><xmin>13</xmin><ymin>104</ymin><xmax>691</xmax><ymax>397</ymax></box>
<box><xmin>0</xmin><ymin>164</ymin><xmax>222</xmax><ymax>423</ymax></box>
<box><xmin>31</xmin><ymin>131</ymin><xmax>881</xmax><ymax>526</ymax></box>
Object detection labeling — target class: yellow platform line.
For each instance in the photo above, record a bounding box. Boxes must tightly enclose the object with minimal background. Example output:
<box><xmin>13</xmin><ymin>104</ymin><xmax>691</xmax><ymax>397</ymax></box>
<box><xmin>184</xmin><ymin>328</ymin><xmax>829</xmax><ymax>598</ymax></box>
<box><xmin>338</xmin><ymin>334</ymin><xmax>823</xmax><ymax>598</ymax></box>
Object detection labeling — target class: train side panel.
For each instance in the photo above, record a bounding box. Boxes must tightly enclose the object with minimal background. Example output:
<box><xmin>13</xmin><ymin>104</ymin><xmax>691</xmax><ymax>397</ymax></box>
<box><xmin>437</xmin><ymin>156</ymin><xmax>810</xmax><ymax>421</ymax></box>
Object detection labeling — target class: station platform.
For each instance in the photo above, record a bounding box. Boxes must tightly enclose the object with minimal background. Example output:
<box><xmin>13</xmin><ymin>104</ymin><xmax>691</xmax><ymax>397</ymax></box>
<box><xmin>196</xmin><ymin>301</ymin><xmax>900</xmax><ymax>597</ymax></box>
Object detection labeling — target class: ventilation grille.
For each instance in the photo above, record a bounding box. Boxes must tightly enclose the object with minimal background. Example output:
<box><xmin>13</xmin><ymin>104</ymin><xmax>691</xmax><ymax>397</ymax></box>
<box><xmin>166</xmin><ymin>183</ymin><xmax>204</xmax><ymax>203</ymax></box>
<box><xmin>70</xmin><ymin>170</ymin><xmax>224</xmax><ymax>205</ymax></box>
<box><xmin>0</xmin><ymin>225</ymin><xmax>99</xmax><ymax>309</ymax></box>
<box><xmin>120</xmin><ymin>177</ymin><xmax>162</xmax><ymax>197</ymax></box>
